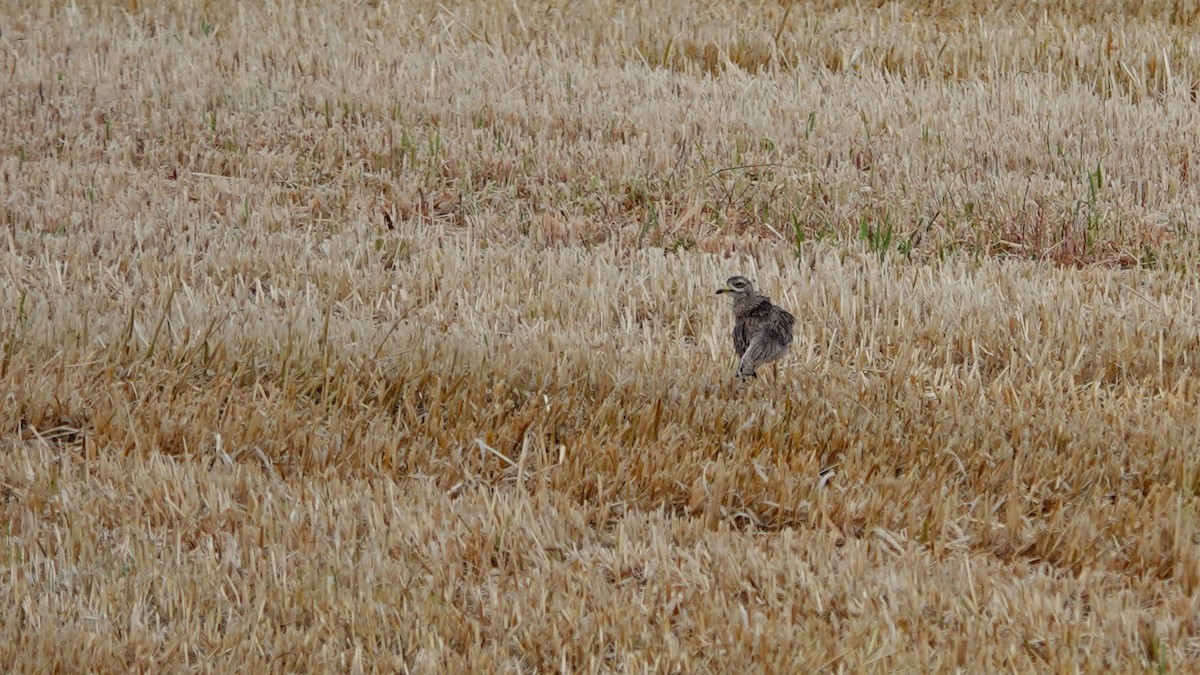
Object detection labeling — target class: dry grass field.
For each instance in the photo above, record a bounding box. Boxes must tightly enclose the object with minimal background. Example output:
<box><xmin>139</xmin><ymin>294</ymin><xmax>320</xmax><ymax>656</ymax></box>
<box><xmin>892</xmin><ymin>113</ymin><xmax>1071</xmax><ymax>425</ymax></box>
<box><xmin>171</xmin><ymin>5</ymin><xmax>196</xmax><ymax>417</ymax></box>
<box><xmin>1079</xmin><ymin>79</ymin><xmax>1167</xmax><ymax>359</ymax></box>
<box><xmin>6</xmin><ymin>0</ymin><xmax>1200</xmax><ymax>671</ymax></box>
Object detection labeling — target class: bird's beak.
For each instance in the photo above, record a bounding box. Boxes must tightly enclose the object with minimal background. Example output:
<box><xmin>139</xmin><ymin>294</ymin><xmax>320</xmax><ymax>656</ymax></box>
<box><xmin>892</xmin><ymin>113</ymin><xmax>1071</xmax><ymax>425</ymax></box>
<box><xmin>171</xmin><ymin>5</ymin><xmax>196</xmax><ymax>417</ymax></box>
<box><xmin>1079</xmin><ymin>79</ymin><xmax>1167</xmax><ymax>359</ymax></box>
<box><xmin>716</xmin><ymin>286</ymin><xmax>731</xmax><ymax>295</ymax></box>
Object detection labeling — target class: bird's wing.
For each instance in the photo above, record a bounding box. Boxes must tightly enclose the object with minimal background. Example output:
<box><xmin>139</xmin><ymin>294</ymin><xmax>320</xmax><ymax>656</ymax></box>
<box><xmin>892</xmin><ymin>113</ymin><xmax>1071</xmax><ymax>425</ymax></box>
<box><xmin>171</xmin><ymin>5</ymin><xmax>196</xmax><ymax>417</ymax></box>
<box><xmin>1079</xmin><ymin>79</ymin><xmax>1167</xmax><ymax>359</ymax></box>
<box><xmin>738</xmin><ymin>333</ymin><xmax>787</xmax><ymax>376</ymax></box>
<box><xmin>733</xmin><ymin>314</ymin><xmax>758</xmax><ymax>357</ymax></box>
<box><xmin>737</xmin><ymin>303</ymin><xmax>791</xmax><ymax>353</ymax></box>
<box><xmin>735</xmin><ymin>304</ymin><xmax>795</xmax><ymax>377</ymax></box>
<box><xmin>773</xmin><ymin>308</ymin><xmax>795</xmax><ymax>346</ymax></box>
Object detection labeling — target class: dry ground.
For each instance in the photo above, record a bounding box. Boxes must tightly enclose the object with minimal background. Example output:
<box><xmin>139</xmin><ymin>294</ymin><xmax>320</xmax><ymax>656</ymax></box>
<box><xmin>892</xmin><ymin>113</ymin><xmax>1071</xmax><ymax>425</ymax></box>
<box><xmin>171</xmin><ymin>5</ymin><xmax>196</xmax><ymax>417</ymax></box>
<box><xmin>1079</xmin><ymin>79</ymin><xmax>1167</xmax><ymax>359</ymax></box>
<box><xmin>4</xmin><ymin>0</ymin><xmax>1200</xmax><ymax>671</ymax></box>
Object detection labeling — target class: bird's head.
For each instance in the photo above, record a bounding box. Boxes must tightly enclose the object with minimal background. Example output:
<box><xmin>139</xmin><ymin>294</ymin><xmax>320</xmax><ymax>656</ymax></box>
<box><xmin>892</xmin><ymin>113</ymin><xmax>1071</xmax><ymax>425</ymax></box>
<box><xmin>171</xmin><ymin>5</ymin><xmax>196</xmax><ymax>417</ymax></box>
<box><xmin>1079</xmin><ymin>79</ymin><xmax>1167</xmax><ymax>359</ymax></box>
<box><xmin>716</xmin><ymin>276</ymin><xmax>754</xmax><ymax>297</ymax></box>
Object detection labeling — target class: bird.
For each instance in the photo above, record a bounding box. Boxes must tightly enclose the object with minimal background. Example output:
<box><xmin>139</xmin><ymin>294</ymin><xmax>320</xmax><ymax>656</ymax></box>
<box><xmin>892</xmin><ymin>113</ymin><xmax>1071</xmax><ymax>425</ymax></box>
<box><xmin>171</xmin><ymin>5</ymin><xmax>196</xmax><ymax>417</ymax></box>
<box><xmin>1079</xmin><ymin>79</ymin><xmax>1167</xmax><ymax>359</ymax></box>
<box><xmin>716</xmin><ymin>275</ymin><xmax>795</xmax><ymax>382</ymax></box>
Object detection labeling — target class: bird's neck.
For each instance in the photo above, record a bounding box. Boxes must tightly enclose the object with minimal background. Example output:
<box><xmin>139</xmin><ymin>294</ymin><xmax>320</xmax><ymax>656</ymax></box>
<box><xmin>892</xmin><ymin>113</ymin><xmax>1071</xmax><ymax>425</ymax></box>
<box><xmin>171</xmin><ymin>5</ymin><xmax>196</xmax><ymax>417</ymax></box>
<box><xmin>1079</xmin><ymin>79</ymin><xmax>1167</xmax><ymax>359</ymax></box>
<box><xmin>732</xmin><ymin>293</ymin><xmax>766</xmax><ymax>314</ymax></box>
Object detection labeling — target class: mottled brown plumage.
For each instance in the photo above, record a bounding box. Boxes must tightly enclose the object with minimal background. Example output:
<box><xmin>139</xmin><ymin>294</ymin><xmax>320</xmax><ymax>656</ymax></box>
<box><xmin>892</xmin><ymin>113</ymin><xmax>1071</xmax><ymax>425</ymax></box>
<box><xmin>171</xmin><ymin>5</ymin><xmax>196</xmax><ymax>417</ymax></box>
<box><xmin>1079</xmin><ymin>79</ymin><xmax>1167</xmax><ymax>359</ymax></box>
<box><xmin>716</xmin><ymin>276</ymin><xmax>795</xmax><ymax>381</ymax></box>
